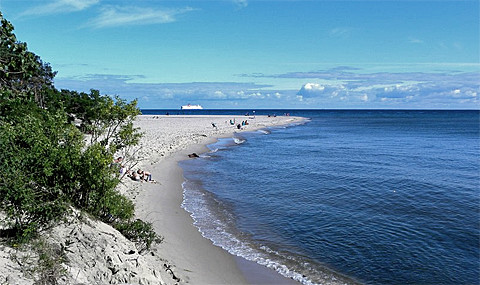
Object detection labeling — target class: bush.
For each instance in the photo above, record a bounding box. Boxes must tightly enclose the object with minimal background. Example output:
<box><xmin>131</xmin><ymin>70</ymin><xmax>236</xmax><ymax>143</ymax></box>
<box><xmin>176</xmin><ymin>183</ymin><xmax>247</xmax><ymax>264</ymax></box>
<box><xmin>0</xmin><ymin>99</ymin><xmax>144</xmax><ymax>244</ymax></box>
<box><xmin>33</xmin><ymin>238</ymin><xmax>67</xmax><ymax>285</ymax></box>
<box><xmin>9</xmin><ymin>238</ymin><xmax>67</xmax><ymax>285</ymax></box>
<box><xmin>98</xmin><ymin>189</ymin><xmax>135</xmax><ymax>223</ymax></box>
<box><xmin>0</xmin><ymin>13</ymin><xmax>160</xmax><ymax>253</ymax></box>
<box><xmin>114</xmin><ymin>219</ymin><xmax>162</xmax><ymax>252</ymax></box>
<box><xmin>0</xmin><ymin>101</ymin><xmax>81</xmax><ymax>242</ymax></box>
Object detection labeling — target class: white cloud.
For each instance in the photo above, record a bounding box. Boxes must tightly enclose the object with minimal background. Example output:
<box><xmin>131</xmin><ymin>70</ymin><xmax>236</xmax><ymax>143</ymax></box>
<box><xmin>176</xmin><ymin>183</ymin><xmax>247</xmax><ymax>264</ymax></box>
<box><xmin>88</xmin><ymin>5</ymin><xmax>195</xmax><ymax>28</ymax></box>
<box><xmin>248</xmin><ymin>92</ymin><xmax>264</xmax><ymax>98</ymax></box>
<box><xmin>329</xmin><ymin>27</ymin><xmax>352</xmax><ymax>38</ymax></box>
<box><xmin>408</xmin><ymin>37</ymin><xmax>424</xmax><ymax>44</ymax></box>
<box><xmin>297</xmin><ymin>83</ymin><xmax>331</xmax><ymax>98</ymax></box>
<box><xmin>21</xmin><ymin>0</ymin><xmax>99</xmax><ymax>16</ymax></box>
<box><xmin>467</xmin><ymin>91</ymin><xmax>477</xmax><ymax>98</ymax></box>
<box><xmin>383</xmin><ymin>84</ymin><xmax>419</xmax><ymax>94</ymax></box>
<box><xmin>55</xmin><ymin>69</ymin><xmax>480</xmax><ymax>109</ymax></box>
<box><xmin>214</xmin><ymin>90</ymin><xmax>227</xmax><ymax>98</ymax></box>
<box><xmin>233</xmin><ymin>0</ymin><xmax>248</xmax><ymax>9</ymax></box>
<box><xmin>451</xmin><ymin>89</ymin><xmax>478</xmax><ymax>99</ymax></box>
<box><xmin>453</xmin><ymin>42</ymin><xmax>463</xmax><ymax>51</ymax></box>
<box><xmin>303</xmin><ymin>83</ymin><xmax>325</xmax><ymax>91</ymax></box>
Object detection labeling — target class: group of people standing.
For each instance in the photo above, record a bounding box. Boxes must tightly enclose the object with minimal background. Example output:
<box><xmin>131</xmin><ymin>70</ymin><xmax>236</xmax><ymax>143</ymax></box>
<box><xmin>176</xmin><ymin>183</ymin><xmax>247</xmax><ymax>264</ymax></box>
<box><xmin>236</xmin><ymin>120</ymin><xmax>249</xmax><ymax>129</ymax></box>
<box><xmin>229</xmin><ymin>119</ymin><xmax>249</xmax><ymax>129</ymax></box>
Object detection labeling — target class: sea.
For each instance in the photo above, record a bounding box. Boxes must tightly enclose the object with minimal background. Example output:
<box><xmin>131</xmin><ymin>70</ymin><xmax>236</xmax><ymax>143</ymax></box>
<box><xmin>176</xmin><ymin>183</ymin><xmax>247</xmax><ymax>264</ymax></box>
<box><xmin>143</xmin><ymin>109</ymin><xmax>480</xmax><ymax>285</ymax></box>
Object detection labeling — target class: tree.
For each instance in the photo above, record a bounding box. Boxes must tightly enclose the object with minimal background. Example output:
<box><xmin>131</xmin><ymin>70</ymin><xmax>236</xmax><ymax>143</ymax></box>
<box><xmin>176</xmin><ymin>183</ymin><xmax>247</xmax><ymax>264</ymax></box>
<box><xmin>73</xmin><ymin>90</ymin><xmax>142</xmax><ymax>150</ymax></box>
<box><xmin>0</xmin><ymin>12</ymin><xmax>56</xmax><ymax>107</ymax></box>
<box><xmin>0</xmin><ymin>12</ymin><xmax>158</xmax><ymax>249</ymax></box>
<box><xmin>0</xmin><ymin>100</ymin><xmax>83</xmax><ymax>241</ymax></box>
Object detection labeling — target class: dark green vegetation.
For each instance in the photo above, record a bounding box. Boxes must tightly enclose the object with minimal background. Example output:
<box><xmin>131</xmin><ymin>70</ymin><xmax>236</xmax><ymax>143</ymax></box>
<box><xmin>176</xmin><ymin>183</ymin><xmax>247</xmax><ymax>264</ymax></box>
<box><xmin>0</xmin><ymin>12</ymin><xmax>159</xmax><ymax>250</ymax></box>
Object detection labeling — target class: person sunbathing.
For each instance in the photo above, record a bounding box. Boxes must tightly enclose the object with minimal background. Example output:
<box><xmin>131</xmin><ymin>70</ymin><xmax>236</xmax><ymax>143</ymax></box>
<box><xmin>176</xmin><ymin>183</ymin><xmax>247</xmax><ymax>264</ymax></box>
<box><xmin>137</xmin><ymin>169</ymin><xmax>153</xmax><ymax>182</ymax></box>
<box><xmin>127</xmin><ymin>170</ymin><xmax>142</xmax><ymax>181</ymax></box>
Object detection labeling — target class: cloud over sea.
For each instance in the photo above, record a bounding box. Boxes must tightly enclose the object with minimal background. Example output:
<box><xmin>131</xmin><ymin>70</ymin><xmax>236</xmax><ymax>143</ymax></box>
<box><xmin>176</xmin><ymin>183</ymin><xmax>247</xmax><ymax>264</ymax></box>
<box><xmin>55</xmin><ymin>66</ymin><xmax>479</xmax><ymax>109</ymax></box>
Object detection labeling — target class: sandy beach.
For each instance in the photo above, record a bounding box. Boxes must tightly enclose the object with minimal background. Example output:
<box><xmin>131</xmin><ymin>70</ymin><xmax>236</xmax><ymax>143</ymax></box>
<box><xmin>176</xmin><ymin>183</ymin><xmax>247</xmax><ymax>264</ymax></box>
<box><xmin>131</xmin><ymin>115</ymin><xmax>304</xmax><ymax>284</ymax></box>
<box><xmin>0</xmin><ymin>114</ymin><xmax>304</xmax><ymax>285</ymax></box>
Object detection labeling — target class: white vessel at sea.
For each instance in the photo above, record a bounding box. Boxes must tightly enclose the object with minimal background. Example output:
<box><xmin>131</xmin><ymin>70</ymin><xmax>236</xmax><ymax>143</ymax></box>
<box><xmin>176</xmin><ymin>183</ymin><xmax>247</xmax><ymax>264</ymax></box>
<box><xmin>181</xmin><ymin>104</ymin><xmax>203</xmax><ymax>110</ymax></box>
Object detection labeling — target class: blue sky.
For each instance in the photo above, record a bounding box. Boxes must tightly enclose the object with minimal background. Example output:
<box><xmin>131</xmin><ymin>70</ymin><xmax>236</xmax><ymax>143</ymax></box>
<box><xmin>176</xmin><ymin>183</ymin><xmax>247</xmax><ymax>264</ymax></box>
<box><xmin>1</xmin><ymin>0</ymin><xmax>479</xmax><ymax>109</ymax></box>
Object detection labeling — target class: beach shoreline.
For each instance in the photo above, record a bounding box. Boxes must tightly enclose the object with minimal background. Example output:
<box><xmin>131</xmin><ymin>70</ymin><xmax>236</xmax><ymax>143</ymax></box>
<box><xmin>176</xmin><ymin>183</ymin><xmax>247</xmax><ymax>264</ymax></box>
<box><xmin>133</xmin><ymin>115</ymin><xmax>305</xmax><ymax>284</ymax></box>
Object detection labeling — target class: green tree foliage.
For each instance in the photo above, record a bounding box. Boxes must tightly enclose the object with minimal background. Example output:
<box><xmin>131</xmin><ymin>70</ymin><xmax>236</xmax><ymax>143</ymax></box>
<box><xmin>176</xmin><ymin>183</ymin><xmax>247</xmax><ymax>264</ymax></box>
<box><xmin>50</xmin><ymin>89</ymin><xmax>142</xmax><ymax>151</ymax></box>
<box><xmin>71</xmin><ymin>142</ymin><xmax>134</xmax><ymax>222</ymax></box>
<box><xmin>0</xmin><ymin>101</ymin><xmax>83</xmax><ymax>242</ymax></box>
<box><xmin>115</xmin><ymin>219</ymin><xmax>162</xmax><ymax>252</ymax></box>
<box><xmin>0</xmin><ymin>12</ymin><xmax>56</xmax><ymax>107</ymax></box>
<box><xmin>0</xmin><ymin>13</ymin><xmax>159</xmax><ymax>248</ymax></box>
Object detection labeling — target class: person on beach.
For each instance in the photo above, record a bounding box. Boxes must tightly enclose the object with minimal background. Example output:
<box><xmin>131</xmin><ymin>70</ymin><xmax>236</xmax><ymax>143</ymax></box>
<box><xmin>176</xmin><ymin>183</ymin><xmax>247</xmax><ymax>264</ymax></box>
<box><xmin>127</xmin><ymin>170</ymin><xmax>141</xmax><ymax>181</ymax></box>
<box><xmin>111</xmin><ymin>156</ymin><xmax>123</xmax><ymax>168</ymax></box>
<box><xmin>119</xmin><ymin>165</ymin><xmax>126</xmax><ymax>176</ymax></box>
<box><xmin>137</xmin><ymin>169</ymin><xmax>153</xmax><ymax>182</ymax></box>
<box><xmin>111</xmin><ymin>157</ymin><xmax>124</xmax><ymax>175</ymax></box>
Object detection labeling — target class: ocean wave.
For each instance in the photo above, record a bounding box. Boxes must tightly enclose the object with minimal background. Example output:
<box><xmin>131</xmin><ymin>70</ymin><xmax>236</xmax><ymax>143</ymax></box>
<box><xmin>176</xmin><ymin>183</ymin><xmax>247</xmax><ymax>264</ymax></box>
<box><xmin>179</xmin><ymin>111</ymin><xmax>479</xmax><ymax>285</ymax></box>
<box><xmin>181</xmin><ymin>179</ymin><xmax>354</xmax><ymax>285</ymax></box>
<box><xmin>179</xmin><ymin>121</ymin><xmax>358</xmax><ymax>285</ymax></box>
<box><xmin>201</xmin><ymin>148</ymin><xmax>219</xmax><ymax>158</ymax></box>
<box><xmin>233</xmin><ymin>137</ymin><xmax>246</xmax><ymax>144</ymax></box>
<box><xmin>257</xmin><ymin>129</ymin><xmax>271</xmax><ymax>135</ymax></box>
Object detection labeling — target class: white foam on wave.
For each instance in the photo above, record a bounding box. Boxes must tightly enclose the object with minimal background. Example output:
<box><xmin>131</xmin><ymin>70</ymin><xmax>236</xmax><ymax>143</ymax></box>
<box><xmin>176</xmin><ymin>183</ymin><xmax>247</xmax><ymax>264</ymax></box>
<box><xmin>200</xmin><ymin>148</ymin><xmax>218</xmax><ymax>158</ymax></box>
<box><xmin>179</xmin><ymin>123</ymin><xmax>346</xmax><ymax>285</ymax></box>
<box><xmin>257</xmin><ymin>129</ymin><xmax>271</xmax><ymax>135</ymax></box>
<box><xmin>181</xmin><ymin>180</ymin><xmax>323</xmax><ymax>285</ymax></box>
<box><xmin>207</xmin><ymin>227</ymin><xmax>319</xmax><ymax>285</ymax></box>
<box><xmin>233</xmin><ymin>137</ymin><xmax>246</xmax><ymax>144</ymax></box>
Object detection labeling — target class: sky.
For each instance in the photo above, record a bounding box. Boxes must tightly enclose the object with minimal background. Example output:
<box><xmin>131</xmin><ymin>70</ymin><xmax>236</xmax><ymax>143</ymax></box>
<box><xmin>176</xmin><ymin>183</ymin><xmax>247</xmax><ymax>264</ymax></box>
<box><xmin>1</xmin><ymin>0</ymin><xmax>479</xmax><ymax>109</ymax></box>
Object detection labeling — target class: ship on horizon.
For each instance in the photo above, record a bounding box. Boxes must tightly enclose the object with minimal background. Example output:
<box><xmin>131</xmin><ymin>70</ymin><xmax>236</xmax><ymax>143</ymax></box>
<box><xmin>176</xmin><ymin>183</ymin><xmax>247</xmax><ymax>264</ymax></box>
<box><xmin>181</xmin><ymin>104</ymin><xmax>203</xmax><ymax>110</ymax></box>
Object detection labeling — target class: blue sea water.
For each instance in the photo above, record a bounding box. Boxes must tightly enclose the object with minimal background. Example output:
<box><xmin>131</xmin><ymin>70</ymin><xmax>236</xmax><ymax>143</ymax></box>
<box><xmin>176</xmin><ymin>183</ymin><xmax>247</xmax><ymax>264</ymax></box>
<box><xmin>152</xmin><ymin>110</ymin><xmax>479</xmax><ymax>285</ymax></box>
